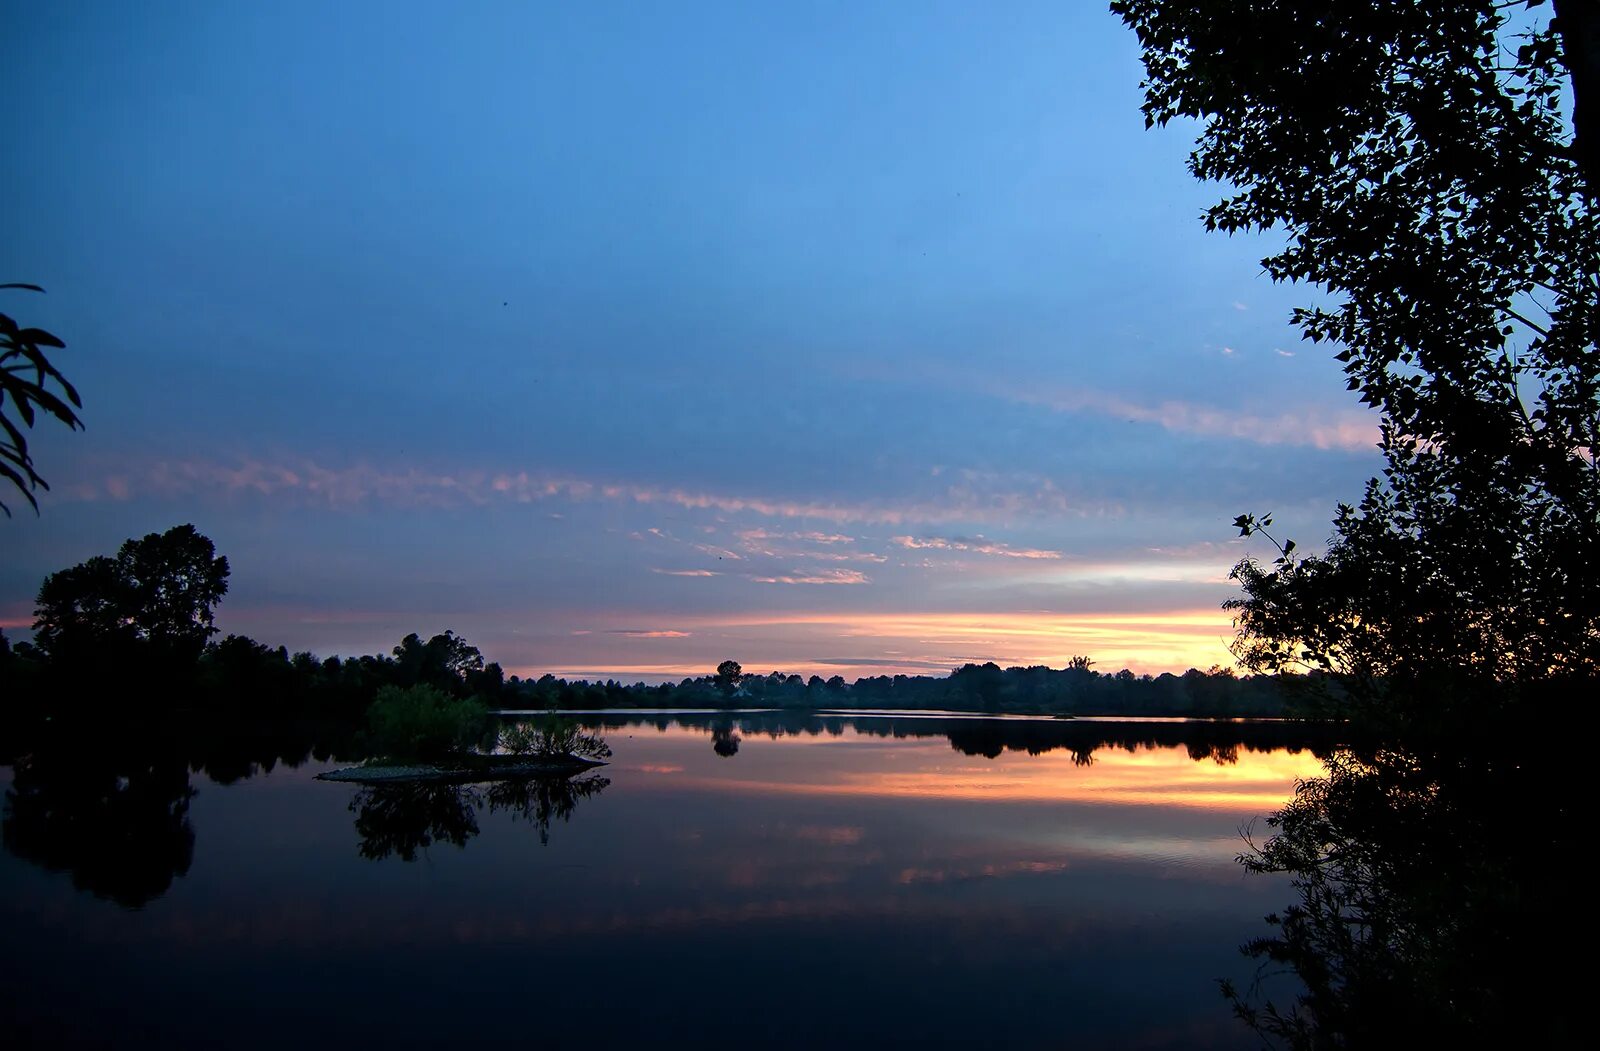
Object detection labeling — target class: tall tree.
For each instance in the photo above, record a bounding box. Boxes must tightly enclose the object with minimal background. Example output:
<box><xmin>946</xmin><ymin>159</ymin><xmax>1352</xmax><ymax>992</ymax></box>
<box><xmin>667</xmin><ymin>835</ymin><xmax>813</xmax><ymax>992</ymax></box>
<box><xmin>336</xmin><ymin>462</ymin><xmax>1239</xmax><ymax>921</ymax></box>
<box><xmin>34</xmin><ymin>524</ymin><xmax>230</xmax><ymax>667</ymax></box>
<box><xmin>1114</xmin><ymin>0</ymin><xmax>1600</xmax><ymax>718</ymax></box>
<box><xmin>714</xmin><ymin>659</ymin><xmax>744</xmax><ymax>696</ymax></box>
<box><xmin>1</xmin><ymin>284</ymin><xmax>81</xmax><ymax>516</ymax></box>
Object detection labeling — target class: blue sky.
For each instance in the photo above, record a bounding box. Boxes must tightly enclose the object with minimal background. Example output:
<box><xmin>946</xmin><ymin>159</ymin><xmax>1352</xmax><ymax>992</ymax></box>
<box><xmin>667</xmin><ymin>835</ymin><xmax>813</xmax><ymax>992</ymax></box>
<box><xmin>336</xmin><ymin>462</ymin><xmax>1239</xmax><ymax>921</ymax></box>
<box><xmin>2</xmin><ymin>1</ymin><xmax>1381</xmax><ymax>679</ymax></box>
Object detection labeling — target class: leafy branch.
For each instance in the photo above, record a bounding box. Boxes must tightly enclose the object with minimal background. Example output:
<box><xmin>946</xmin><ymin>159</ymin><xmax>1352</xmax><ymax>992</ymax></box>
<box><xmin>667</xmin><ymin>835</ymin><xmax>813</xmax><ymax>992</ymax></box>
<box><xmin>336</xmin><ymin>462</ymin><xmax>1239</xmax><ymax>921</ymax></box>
<box><xmin>1</xmin><ymin>284</ymin><xmax>82</xmax><ymax>516</ymax></box>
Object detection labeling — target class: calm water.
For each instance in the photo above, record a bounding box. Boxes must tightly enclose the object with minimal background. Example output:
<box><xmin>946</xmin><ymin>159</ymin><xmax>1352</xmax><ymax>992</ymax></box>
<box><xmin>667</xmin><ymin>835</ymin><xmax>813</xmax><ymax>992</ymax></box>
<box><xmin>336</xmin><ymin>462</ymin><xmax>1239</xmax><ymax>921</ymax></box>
<box><xmin>1</xmin><ymin>712</ymin><xmax>1323</xmax><ymax>1049</ymax></box>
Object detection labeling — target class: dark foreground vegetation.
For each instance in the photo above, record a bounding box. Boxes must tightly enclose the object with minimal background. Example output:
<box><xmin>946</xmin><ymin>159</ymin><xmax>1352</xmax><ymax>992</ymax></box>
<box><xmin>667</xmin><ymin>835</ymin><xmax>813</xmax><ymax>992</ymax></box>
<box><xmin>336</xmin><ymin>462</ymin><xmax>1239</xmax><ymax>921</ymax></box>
<box><xmin>1113</xmin><ymin>0</ymin><xmax>1599</xmax><ymax>1046</ymax></box>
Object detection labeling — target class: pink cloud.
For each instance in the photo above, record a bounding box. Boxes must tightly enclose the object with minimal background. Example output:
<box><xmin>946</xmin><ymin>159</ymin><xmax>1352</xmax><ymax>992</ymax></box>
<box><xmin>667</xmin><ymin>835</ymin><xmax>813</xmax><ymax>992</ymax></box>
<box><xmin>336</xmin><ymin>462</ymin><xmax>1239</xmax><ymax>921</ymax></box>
<box><xmin>891</xmin><ymin>535</ymin><xmax>1062</xmax><ymax>560</ymax></box>
<box><xmin>736</xmin><ymin>529</ymin><xmax>855</xmax><ymax>545</ymax></box>
<box><xmin>969</xmin><ymin>377</ymin><xmax>1379</xmax><ymax>452</ymax></box>
<box><xmin>748</xmin><ymin>569</ymin><xmax>871</xmax><ymax>585</ymax></box>
<box><xmin>64</xmin><ymin>457</ymin><xmax>1094</xmax><ymax>525</ymax></box>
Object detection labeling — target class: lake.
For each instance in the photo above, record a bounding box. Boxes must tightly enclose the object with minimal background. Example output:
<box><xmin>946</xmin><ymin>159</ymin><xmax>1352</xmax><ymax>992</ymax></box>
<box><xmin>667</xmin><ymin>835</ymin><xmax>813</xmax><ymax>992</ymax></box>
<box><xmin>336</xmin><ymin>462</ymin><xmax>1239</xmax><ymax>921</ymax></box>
<box><xmin>1</xmin><ymin>711</ymin><xmax>1326</xmax><ymax>1048</ymax></box>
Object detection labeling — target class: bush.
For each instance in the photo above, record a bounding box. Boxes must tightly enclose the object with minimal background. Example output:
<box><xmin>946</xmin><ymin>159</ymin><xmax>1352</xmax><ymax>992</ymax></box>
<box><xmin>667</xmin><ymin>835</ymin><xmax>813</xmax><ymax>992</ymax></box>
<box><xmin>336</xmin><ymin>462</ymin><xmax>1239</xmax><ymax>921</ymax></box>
<box><xmin>366</xmin><ymin>684</ymin><xmax>488</xmax><ymax>762</ymax></box>
<box><xmin>498</xmin><ymin>711</ymin><xmax>611</xmax><ymax>761</ymax></box>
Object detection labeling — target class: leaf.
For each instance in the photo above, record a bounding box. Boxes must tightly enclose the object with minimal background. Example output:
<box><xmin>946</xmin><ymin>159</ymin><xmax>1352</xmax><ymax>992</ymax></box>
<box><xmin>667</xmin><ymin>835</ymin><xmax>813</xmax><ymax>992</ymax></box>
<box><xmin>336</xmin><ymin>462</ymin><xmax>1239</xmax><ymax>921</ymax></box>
<box><xmin>16</xmin><ymin>328</ymin><xmax>64</xmax><ymax>349</ymax></box>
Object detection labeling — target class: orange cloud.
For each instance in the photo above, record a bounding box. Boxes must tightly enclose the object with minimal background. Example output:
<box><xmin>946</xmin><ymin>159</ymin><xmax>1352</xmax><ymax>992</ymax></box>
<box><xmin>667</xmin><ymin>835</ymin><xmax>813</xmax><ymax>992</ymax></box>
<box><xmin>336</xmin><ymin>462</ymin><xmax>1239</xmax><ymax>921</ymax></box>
<box><xmin>515</xmin><ymin>606</ymin><xmax>1242</xmax><ymax>681</ymax></box>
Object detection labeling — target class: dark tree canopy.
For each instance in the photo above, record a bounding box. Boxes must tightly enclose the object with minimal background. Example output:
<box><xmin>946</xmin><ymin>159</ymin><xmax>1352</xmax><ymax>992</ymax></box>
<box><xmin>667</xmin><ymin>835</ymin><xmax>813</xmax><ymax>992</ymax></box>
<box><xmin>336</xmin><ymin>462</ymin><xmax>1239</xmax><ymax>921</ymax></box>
<box><xmin>1</xmin><ymin>284</ymin><xmax>81</xmax><ymax>516</ymax></box>
<box><xmin>392</xmin><ymin>630</ymin><xmax>490</xmax><ymax>693</ymax></box>
<box><xmin>714</xmin><ymin>659</ymin><xmax>743</xmax><ymax>694</ymax></box>
<box><xmin>34</xmin><ymin>524</ymin><xmax>230</xmax><ymax>666</ymax></box>
<box><xmin>1115</xmin><ymin>0</ymin><xmax>1600</xmax><ymax>717</ymax></box>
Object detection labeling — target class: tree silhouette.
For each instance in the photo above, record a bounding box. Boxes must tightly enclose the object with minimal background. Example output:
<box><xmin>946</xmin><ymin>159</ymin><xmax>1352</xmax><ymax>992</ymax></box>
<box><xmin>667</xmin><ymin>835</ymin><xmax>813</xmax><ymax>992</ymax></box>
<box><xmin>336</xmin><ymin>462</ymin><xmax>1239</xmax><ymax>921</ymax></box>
<box><xmin>714</xmin><ymin>659</ymin><xmax>743</xmax><ymax>696</ymax></box>
<box><xmin>1219</xmin><ymin>735</ymin><xmax>1581</xmax><ymax>1047</ymax></box>
<box><xmin>34</xmin><ymin>524</ymin><xmax>230</xmax><ymax>667</ymax></box>
<box><xmin>1</xmin><ymin>284</ymin><xmax>81</xmax><ymax>516</ymax></box>
<box><xmin>3</xmin><ymin>745</ymin><xmax>196</xmax><ymax>908</ymax></box>
<box><xmin>1116</xmin><ymin>0</ymin><xmax>1600</xmax><ymax>719</ymax></box>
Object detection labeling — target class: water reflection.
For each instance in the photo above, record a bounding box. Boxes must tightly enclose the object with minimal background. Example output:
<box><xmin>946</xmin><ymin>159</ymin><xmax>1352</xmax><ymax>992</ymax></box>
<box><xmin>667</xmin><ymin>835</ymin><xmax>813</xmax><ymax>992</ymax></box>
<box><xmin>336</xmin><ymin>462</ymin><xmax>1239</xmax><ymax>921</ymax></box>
<box><xmin>2</xmin><ymin>712</ymin><xmax>1338</xmax><ymax>1048</ymax></box>
<box><xmin>2</xmin><ymin>746</ymin><xmax>195</xmax><ymax>908</ymax></box>
<box><xmin>484</xmin><ymin>773</ymin><xmax>610</xmax><ymax>845</ymax></box>
<box><xmin>2</xmin><ymin>711</ymin><xmax>1329</xmax><ymax>907</ymax></box>
<box><xmin>579</xmin><ymin>709</ymin><xmax>1335</xmax><ymax>765</ymax></box>
<box><xmin>350</xmin><ymin>782</ymin><xmax>480</xmax><ymax>862</ymax></box>
<box><xmin>350</xmin><ymin>773</ymin><xmax>611</xmax><ymax>860</ymax></box>
<box><xmin>1225</xmin><ymin>735</ymin><xmax>1581</xmax><ymax>1047</ymax></box>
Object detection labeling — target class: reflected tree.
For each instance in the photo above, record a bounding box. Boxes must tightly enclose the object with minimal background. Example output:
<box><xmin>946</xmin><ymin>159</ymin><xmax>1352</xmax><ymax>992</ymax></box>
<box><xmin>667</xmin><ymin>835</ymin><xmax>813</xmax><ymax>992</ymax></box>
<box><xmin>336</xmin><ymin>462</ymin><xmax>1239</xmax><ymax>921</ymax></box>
<box><xmin>484</xmin><ymin>774</ymin><xmax>610</xmax><ymax>846</ymax></box>
<box><xmin>350</xmin><ymin>782</ymin><xmax>482</xmax><ymax>862</ymax></box>
<box><xmin>2</xmin><ymin>748</ymin><xmax>195</xmax><ymax>908</ymax></box>
<box><xmin>1222</xmin><ymin>740</ymin><xmax>1579</xmax><ymax>1047</ymax></box>
<box><xmin>351</xmin><ymin>772</ymin><xmax>611</xmax><ymax>859</ymax></box>
<box><xmin>711</xmin><ymin>718</ymin><xmax>741</xmax><ymax>758</ymax></box>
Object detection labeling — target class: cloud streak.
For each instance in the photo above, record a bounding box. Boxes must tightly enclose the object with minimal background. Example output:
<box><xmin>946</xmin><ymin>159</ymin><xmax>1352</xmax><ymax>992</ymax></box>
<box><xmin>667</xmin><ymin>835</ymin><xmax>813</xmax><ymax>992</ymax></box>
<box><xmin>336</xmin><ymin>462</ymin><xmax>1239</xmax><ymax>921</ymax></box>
<box><xmin>749</xmin><ymin>570</ymin><xmax>872</xmax><ymax>586</ymax></box>
<box><xmin>66</xmin><ymin>457</ymin><xmax>1099</xmax><ymax>526</ymax></box>
<box><xmin>1003</xmin><ymin>384</ymin><xmax>1378</xmax><ymax>452</ymax></box>
<box><xmin>606</xmin><ymin>629</ymin><xmax>692</xmax><ymax>638</ymax></box>
<box><xmin>891</xmin><ymin>535</ymin><xmax>1062</xmax><ymax>560</ymax></box>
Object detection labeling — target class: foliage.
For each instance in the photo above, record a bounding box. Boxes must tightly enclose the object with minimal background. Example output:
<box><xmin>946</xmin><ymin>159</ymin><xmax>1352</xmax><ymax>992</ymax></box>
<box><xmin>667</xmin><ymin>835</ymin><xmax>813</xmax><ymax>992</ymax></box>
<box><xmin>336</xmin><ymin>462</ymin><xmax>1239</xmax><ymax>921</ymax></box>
<box><xmin>33</xmin><ymin>524</ymin><xmax>230</xmax><ymax>667</ymax></box>
<box><xmin>498</xmin><ymin>708</ymin><xmax>612</xmax><ymax>761</ymax></box>
<box><xmin>392</xmin><ymin>630</ymin><xmax>498</xmax><ymax>693</ymax></box>
<box><xmin>1114</xmin><ymin>0</ymin><xmax>1600</xmax><ymax>717</ymax></box>
<box><xmin>714</xmin><ymin>659</ymin><xmax>743</xmax><ymax>696</ymax></box>
<box><xmin>364</xmin><ymin>684</ymin><xmax>488</xmax><ymax>763</ymax></box>
<box><xmin>1219</xmin><ymin>736</ymin><xmax>1580</xmax><ymax>1047</ymax></box>
<box><xmin>0</xmin><ymin>284</ymin><xmax>81</xmax><ymax>516</ymax></box>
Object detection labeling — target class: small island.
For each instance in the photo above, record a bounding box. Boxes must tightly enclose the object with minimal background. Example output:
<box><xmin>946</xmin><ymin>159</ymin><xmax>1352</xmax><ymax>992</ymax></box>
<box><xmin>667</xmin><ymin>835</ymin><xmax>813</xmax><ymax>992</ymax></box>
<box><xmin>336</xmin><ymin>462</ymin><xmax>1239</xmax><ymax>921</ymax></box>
<box><xmin>316</xmin><ymin>684</ymin><xmax>612</xmax><ymax>786</ymax></box>
<box><xmin>317</xmin><ymin>754</ymin><xmax>606</xmax><ymax>785</ymax></box>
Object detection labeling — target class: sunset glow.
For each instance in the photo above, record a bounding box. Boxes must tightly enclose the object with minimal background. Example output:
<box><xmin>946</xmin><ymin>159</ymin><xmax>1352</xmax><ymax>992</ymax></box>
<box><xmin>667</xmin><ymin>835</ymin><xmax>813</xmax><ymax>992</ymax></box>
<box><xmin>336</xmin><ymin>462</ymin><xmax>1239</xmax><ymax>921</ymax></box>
<box><xmin>2</xmin><ymin>2</ymin><xmax>1381</xmax><ymax>679</ymax></box>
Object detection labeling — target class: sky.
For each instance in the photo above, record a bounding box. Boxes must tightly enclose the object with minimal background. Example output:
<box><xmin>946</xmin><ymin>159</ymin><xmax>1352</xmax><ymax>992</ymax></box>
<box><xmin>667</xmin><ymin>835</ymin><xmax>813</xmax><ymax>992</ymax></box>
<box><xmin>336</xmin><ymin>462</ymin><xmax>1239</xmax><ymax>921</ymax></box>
<box><xmin>1</xmin><ymin>1</ymin><xmax>1382</xmax><ymax>682</ymax></box>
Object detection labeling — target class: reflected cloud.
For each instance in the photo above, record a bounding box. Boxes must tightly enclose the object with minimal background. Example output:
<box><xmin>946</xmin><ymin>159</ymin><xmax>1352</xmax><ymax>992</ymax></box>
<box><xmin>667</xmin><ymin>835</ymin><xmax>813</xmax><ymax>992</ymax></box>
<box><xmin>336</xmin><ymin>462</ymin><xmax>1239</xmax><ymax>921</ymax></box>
<box><xmin>642</xmin><ymin>745</ymin><xmax>1320</xmax><ymax>812</ymax></box>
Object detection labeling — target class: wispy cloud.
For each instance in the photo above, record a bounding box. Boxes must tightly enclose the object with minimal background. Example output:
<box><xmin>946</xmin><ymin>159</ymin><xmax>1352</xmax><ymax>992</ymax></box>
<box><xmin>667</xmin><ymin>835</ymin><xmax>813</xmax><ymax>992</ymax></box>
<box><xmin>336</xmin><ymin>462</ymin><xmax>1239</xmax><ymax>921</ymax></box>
<box><xmin>891</xmin><ymin>535</ymin><xmax>1062</xmax><ymax>560</ymax></box>
<box><xmin>749</xmin><ymin>569</ymin><xmax>871</xmax><ymax>586</ymax></box>
<box><xmin>736</xmin><ymin>529</ymin><xmax>855</xmax><ymax>545</ymax></box>
<box><xmin>66</xmin><ymin>457</ymin><xmax>1097</xmax><ymax>525</ymax></box>
<box><xmin>606</xmin><ymin>629</ymin><xmax>692</xmax><ymax>638</ymax></box>
<box><xmin>651</xmin><ymin>568</ymin><xmax>721</xmax><ymax>577</ymax></box>
<box><xmin>993</xmin><ymin>384</ymin><xmax>1378</xmax><ymax>452</ymax></box>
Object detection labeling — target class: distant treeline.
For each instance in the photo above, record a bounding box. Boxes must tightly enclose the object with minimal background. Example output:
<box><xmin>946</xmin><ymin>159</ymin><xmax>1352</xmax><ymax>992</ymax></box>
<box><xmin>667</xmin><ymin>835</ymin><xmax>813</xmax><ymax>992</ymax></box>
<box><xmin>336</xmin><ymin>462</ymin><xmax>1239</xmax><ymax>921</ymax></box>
<box><xmin>578</xmin><ymin>709</ymin><xmax>1342</xmax><ymax>764</ymax></box>
<box><xmin>2</xmin><ymin>525</ymin><xmax>1316</xmax><ymax>730</ymax></box>
<box><xmin>566</xmin><ymin>659</ymin><xmax>1309</xmax><ymax>717</ymax></box>
<box><xmin>2</xmin><ymin>624</ymin><xmax>1313</xmax><ymax>728</ymax></box>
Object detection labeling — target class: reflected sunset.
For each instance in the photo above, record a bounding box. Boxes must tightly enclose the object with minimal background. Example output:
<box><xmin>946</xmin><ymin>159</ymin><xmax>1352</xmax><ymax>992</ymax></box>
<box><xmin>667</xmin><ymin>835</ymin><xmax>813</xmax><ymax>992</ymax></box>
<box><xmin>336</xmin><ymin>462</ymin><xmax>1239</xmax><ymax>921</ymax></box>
<box><xmin>609</xmin><ymin>721</ymin><xmax>1321</xmax><ymax>812</ymax></box>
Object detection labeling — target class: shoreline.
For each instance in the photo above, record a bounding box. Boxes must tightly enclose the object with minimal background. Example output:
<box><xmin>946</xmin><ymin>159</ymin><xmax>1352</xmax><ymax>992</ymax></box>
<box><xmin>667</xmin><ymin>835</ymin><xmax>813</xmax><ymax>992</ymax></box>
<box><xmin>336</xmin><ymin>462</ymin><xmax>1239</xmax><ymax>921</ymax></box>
<box><xmin>316</xmin><ymin>754</ymin><xmax>606</xmax><ymax>785</ymax></box>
